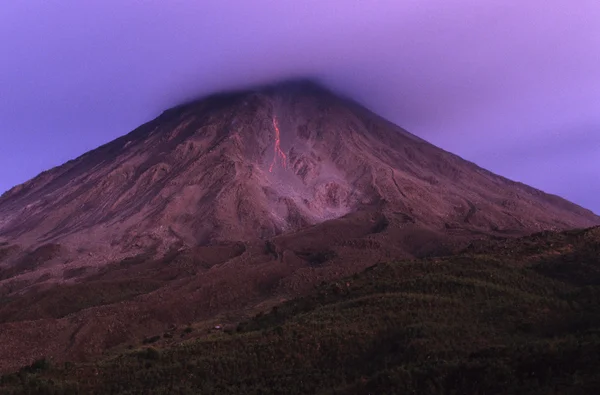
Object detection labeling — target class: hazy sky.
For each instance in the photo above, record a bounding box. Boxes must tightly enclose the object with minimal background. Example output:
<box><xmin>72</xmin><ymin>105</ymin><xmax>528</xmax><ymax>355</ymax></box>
<box><xmin>1</xmin><ymin>0</ymin><xmax>599</xmax><ymax>212</ymax></box>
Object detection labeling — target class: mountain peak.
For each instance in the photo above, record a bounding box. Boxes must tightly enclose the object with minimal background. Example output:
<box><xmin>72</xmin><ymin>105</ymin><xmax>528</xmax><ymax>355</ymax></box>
<box><xmin>162</xmin><ymin>78</ymin><xmax>335</xmax><ymax>119</ymax></box>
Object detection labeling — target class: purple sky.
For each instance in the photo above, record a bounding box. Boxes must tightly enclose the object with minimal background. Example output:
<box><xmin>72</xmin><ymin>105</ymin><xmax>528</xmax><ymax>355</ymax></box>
<box><xmin>1</xmin><ymin>1</ymin><xmax>599</xmax><ymax>213</ymax></box>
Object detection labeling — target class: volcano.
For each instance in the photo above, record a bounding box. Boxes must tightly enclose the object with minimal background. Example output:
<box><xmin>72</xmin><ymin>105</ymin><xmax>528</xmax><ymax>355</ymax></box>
<box><xmin>0</xmin><ymin>80</ymin><xmax>598</xmax><ymax>371</ymax></box>
<box><xmin>0</xmin><ymin>81</ymin><xmax>597</xmax><ymax>251</ymax></box>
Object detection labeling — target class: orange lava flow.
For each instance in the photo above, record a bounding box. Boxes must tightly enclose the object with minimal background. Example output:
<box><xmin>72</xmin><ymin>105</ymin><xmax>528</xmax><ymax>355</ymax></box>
<box><xmin>269</xmin><ymin>117</ymin><xmax>287</xmax><ymax>172</ymax></box>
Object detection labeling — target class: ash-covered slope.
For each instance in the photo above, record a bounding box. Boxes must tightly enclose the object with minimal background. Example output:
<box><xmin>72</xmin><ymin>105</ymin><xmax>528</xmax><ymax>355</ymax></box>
<box><xmin>0</xmin><ymin>80</ymin><xmax>598</xmax><ymax>252</ymax></box>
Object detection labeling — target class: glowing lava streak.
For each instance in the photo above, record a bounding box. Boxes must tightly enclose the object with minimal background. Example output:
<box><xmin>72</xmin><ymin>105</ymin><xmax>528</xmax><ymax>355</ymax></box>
<box><xmin>269</xmin><ymin>117</ymin><xmax>287</xmax><ymax>172</ymax></box>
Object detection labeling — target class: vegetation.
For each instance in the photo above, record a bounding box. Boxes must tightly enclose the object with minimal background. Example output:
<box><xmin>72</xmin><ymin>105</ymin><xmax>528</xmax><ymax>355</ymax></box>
<box><xmin>2</xmin><ymin>227</ymin><xmax>600</xmax><ymax>394</ymax></box>
<box><xmin>0</xmin><ymin>279</ymin><xmax>162</xmax><ymax>323</ymax></box>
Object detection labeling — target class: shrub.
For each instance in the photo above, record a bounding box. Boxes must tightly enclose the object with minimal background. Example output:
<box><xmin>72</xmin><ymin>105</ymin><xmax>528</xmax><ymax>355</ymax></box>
<box><xmin>138</xmin><ymin>347</ymin><xmax>161</xmax><ymax>361</ymax></box>
<box><xmin>142</xmin><ymin>335</ymin><xmax>161</xmax><ymax>344</ymax></box>
<box><xmin>19</xmin><ymin>357</ymin><xmax>52</xmax><ymax>374</ymax></box>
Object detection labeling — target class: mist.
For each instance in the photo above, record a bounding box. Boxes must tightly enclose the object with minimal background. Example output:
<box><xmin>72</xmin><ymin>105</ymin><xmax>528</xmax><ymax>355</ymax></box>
<box><xmin>1</xmin><ymin>0</ymin><xmax>599</xmax><ymax>212</ymax></box>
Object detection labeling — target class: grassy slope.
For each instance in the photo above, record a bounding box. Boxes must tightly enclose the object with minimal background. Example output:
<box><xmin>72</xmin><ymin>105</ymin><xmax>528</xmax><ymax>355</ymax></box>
<box><xmin>2</xmin><ymin>227</ymin><xmax>600</xmax><ymax>394</ymax></box>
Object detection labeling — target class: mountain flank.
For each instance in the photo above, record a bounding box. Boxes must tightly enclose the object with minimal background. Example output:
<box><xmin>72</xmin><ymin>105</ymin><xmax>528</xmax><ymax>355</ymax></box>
<box><xmin>2</xmin><ymin>226</ymin><xmax>600</xmax><ymax>393</ymax></box>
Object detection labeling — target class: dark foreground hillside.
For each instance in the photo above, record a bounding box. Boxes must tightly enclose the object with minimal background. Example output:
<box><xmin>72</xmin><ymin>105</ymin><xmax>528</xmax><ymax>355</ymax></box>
<box><xmin>2</xmin><ymin>227</ymin><xmax>600</xmax><ymax>394</ymax></box>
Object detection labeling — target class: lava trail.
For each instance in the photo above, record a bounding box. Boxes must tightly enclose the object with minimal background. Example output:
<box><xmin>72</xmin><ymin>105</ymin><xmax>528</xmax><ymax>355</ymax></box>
<box><xmin>269</xmin><ymin>116</ymin><xmax>287</xmax><ymax>172</ymax></box>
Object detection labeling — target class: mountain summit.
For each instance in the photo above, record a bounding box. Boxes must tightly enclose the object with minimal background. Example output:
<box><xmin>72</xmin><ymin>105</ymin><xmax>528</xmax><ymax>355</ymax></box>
<box><xmin>0</xmin><ymin>80</ymin><xmax>597</xmax><ymax>253</ymax></box>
